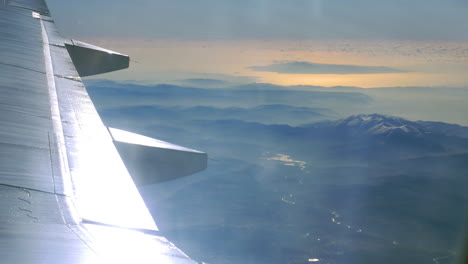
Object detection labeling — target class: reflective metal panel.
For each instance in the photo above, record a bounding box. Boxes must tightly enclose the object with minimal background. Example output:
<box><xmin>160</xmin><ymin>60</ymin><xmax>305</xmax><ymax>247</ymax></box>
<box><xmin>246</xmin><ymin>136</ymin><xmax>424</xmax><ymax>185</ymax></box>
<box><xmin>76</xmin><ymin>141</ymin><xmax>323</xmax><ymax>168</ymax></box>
<box><xmin>0</xmin><ymin>1</ymin><xmax>200</xmax><ymax>263</ymax></box>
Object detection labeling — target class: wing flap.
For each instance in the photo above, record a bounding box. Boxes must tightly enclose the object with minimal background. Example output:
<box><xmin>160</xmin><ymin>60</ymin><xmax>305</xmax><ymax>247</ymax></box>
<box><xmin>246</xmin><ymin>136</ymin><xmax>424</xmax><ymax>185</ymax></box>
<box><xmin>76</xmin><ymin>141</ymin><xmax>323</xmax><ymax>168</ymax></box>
<box><xmin>109</xmin><ymin>127</ymin><xmax>208</xmax><ymax>185</ymax></box>
<box><xmin>65</xmin><ymin>40</ymin><xmax>130</xmax><ymax>77</ymax></box>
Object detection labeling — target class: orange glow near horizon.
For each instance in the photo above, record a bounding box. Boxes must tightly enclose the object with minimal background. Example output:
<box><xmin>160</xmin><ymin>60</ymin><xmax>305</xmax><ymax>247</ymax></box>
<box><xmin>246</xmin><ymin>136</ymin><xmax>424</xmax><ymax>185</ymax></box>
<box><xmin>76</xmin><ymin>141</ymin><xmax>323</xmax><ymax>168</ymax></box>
<box><xmin>255</xmin><ymin>72</ymin><xmax>467</xmax><ymax>88</ymax></box>
<box><xmin>86</xmin><ymin>39</ymin><xmax>468</xmax><ymax>88</ymax></box>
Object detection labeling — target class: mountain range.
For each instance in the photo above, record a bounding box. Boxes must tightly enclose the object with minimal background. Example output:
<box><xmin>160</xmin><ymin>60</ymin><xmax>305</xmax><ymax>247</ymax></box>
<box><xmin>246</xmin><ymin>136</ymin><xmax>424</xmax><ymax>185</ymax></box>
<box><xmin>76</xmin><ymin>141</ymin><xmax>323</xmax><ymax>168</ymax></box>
<box><xmin>86</xmin><ymin>80</ymin><xmax>372</xmax><ymax>112</ymax></box>
<box><xmin>99</xmin><ymin>104</ymin><xmax>335</xmax><ymax>126</ymax></box>
<box><xmin>139</xmin><ymin>113</ymin><xmax>468</xmax><ymax>264</ymax></box>
<box><xmin>173</xmin><ymin>114</ymin><xmax>468</xmax><ymax>164</ymax></box>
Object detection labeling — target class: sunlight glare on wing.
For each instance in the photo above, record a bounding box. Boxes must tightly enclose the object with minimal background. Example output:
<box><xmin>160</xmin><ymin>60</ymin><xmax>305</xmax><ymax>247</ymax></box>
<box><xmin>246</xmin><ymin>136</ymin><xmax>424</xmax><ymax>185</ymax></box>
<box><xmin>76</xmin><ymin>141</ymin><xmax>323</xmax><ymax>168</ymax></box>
<box><xmin>72</xmin><ymin>130</ymin><xmax>157</xmax><ymax>231</ymax></box>
<box><xmin>85</xmin><ymin>225</ymin><xmax>175</xmax><ymax>264</ymax></box>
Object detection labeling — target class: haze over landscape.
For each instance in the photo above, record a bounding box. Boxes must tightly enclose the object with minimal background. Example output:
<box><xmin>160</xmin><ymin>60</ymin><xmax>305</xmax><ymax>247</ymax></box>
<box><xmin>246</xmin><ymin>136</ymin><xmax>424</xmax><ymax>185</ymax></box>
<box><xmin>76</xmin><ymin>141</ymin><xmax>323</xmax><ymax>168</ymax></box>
<box><xmin>86</xmin><ymin>80</ymin><xmax>468</xmax><ymax>264</ymax></box>
<box><xmin>44</xmin><ymin>0</ymin><xmax>468</xmax><ymax>263</ymax></box>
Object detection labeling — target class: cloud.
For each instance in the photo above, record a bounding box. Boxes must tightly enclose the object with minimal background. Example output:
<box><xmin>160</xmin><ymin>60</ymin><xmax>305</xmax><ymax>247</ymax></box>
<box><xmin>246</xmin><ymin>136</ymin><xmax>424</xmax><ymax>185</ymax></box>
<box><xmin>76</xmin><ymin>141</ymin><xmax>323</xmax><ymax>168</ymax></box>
<box><xmin>249</xmin><ymin>61</ymin><xmax>406</xmax><ymax>75</ymax></box>
<box><xmin>176</xmin><ymin>75</ymin><xmax>258</xmax><ymax>88</ymax></box>
<box><xmin>179</xmin><ymin>78</ymin><xmax>232</xmax><ymax>88</ymax></box>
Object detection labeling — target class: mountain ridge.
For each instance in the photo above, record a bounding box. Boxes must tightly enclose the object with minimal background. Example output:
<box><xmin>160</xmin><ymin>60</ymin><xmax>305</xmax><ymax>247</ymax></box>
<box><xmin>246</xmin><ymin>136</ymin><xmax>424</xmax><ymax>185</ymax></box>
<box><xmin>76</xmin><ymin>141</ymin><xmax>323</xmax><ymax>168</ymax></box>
<box><xmin>305</xmin><ymin>114</ymin><xmax>468</xmax><ymax>138</ymax></box>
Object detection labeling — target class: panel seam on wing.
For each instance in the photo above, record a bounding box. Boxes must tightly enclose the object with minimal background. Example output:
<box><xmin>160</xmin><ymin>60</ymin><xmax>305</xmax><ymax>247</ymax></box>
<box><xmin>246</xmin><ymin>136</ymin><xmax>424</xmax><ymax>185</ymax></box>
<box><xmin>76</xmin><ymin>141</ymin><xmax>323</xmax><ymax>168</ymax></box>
<box><xmin>39</xmin><ymin>15</ymin><xmax>74</xmax><ymax>197</ymax></box>
<box><xmin>81</xmin><ymin>219</ymin><xmax>162</xmax><ymax>236</ymax></box>
<box><xmin>0</xmin><ymin>61</ymin><xmax>47</xmax><ymax>75</ymax></box>
<box><xmin>0</xmin><ymin>183</ymin><xmax>68</xmax><ymax>197</ymax></box>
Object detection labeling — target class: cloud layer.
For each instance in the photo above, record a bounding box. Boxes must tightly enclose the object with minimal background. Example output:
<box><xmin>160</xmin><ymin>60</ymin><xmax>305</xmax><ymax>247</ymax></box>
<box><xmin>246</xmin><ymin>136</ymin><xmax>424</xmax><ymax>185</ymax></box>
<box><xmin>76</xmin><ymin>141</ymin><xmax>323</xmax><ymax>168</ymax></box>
<box><xmin>249</xmin><ymin>61</ymin><xmax>405</xmax><ymax>75</ymax></box>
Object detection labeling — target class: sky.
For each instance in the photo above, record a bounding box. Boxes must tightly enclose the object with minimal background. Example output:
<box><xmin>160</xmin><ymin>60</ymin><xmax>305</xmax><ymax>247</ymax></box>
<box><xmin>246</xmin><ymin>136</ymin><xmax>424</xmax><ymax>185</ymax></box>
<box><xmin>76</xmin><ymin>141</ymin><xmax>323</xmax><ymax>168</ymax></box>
<box><xmin>46</xmin><ymin>0</ymin><xmax>468</xmax><ymax>88</ymax></box>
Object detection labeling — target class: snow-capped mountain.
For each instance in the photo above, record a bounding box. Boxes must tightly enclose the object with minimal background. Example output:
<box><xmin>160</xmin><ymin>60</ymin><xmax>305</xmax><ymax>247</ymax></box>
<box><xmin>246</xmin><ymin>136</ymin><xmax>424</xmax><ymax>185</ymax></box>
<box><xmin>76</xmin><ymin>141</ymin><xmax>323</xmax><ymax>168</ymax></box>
<box><xmin>334</xmin><ymin>114</ymin><xmax>427</xmax><ymax>136</ymax></box>
<box><xmin>296</xmin><ymin>114</ymin><xmax>468</xmax><ymax>161</ymax></box>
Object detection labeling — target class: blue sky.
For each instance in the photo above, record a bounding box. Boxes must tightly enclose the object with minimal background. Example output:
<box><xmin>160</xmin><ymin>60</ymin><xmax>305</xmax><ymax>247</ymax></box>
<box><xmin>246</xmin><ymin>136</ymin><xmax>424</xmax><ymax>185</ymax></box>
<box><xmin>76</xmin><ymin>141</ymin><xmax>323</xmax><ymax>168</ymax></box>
<box><xmin>48</xmin><ymin>0</ymin><xmax>468</xmax><ymax>40</ymax></box>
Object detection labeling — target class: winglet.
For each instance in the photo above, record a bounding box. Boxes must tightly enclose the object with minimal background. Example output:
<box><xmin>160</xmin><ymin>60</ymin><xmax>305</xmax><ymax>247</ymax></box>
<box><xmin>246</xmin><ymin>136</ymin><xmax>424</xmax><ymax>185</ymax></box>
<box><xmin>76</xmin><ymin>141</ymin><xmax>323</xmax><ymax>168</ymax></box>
<box><xmin>65</xmin><ymin>40</ymin><xmax>129</xmax><ymax>77</ymax></box>
<box><xmin>108</xmin><ymin>127</ymin><xmax>208</xmax><ymax>186</ymax></box>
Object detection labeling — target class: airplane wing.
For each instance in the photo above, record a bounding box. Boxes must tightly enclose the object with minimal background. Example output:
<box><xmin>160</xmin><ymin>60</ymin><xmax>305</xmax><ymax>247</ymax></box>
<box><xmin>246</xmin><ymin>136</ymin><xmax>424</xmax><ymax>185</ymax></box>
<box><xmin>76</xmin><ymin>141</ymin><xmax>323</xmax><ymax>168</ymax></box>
<box><xmin>0</xmin><ymin>1</ymin><xmax>206</xmax><ymax>263</ymax></box>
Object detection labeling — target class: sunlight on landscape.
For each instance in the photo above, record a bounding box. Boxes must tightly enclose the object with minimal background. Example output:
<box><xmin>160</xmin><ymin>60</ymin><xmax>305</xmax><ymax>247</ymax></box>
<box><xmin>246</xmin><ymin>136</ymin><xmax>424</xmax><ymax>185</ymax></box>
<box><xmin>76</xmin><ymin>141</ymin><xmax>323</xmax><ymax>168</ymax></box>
<box><xmin>264</xmin><ymin>153</ymin><xmax>307</xmax><ymax>170</ymax></box>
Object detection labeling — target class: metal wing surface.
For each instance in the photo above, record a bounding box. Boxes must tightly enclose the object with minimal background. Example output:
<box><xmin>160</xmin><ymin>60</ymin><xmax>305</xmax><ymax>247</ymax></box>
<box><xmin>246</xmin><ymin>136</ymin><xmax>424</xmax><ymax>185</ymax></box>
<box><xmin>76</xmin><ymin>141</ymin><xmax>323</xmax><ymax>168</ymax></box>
<box><xmin>0</xmin><ymin>1</ymin><xmax>202</xmax><ymax>263</ymax></box>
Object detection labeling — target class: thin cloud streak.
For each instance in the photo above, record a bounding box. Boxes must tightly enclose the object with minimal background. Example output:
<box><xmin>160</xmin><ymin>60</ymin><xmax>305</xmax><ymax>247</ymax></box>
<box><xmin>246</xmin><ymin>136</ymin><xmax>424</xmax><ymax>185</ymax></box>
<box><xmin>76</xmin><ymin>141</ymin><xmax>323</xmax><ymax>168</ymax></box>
<box><xmin>249</xmin><ymin>61</ymin><xmax>406</xmax><ymax>75</ymax></box>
